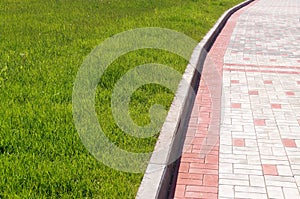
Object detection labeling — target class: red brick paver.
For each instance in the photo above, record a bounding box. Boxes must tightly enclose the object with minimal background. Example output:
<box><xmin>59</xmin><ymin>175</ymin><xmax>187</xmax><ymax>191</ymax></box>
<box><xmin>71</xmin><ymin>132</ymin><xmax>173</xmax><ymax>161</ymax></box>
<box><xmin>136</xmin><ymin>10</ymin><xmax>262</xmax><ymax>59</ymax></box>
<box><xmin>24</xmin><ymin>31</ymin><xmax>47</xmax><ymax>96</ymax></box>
<box><xmin>173</xmin><ymin>3</ymin><xmax>254</xmax><ymax>198</ymax></box>
<box><xmin>262</xmin><ymin>164</ymin><xmax>278</xmax><ymax>176</ymax></box>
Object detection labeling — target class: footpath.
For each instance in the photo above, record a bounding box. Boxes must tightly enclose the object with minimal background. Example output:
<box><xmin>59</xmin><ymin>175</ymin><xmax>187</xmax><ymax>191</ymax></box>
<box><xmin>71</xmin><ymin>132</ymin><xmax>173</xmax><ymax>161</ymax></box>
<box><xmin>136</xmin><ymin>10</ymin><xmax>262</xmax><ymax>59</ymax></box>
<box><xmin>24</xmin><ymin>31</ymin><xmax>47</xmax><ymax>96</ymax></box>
<box><xmin>173</xmin><ymin>0</ymin><xmax>300</xmax><ymax>198</ymax></box>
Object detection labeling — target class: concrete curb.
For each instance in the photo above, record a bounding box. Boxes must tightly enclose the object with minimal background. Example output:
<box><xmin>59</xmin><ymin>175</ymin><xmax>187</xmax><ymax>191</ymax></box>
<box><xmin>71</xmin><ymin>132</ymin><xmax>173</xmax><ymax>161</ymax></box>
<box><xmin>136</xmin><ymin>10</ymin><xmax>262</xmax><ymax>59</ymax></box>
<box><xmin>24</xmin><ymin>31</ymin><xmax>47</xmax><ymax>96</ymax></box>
<box><xmin>136</xmin><ymin>1</ymin><xmax>254</xmax><ymax>198</ymax></box>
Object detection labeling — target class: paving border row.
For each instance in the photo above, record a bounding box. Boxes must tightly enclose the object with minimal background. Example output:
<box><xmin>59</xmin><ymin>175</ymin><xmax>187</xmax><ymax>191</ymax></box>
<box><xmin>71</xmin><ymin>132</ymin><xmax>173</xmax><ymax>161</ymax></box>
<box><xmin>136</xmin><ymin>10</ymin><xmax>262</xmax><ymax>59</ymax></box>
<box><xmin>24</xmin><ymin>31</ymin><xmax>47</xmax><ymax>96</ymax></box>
<box><xmin>136</xmin><ymin>1</ymin><xmax>254</xmax><ymax>198</ymax></box>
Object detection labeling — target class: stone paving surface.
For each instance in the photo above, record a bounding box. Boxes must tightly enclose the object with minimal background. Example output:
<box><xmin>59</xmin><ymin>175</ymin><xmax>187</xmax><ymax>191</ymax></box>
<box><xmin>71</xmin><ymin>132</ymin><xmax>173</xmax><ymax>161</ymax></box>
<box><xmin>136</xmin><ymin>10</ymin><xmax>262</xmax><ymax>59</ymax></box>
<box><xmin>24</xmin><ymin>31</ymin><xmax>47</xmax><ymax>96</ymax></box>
<box><xmin>174</xmin><ymin>0</ymin><xmax>300</xmax><ymax>198</ymax></box>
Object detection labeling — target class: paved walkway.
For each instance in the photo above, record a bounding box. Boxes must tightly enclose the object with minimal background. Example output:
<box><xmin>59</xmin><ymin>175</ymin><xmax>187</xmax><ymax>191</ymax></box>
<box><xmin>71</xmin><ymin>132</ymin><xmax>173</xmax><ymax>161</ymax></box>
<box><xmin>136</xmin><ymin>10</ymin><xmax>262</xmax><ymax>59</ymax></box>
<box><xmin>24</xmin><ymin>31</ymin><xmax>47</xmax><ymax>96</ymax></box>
<box><xmin>174</xmin><ymin>0</ymin><xmax>300</xmax><ymax>198</ymax></box>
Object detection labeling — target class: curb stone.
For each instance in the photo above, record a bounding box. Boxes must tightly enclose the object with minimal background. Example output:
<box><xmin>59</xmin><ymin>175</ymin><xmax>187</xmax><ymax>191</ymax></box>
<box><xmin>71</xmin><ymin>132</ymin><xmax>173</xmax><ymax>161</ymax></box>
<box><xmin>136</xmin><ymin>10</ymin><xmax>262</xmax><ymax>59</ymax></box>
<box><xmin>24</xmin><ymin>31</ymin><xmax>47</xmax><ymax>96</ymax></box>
<box><xmin>136</xmin><ymin>0</ymin><xmax>255</xmax><ymax>198</ymax></box>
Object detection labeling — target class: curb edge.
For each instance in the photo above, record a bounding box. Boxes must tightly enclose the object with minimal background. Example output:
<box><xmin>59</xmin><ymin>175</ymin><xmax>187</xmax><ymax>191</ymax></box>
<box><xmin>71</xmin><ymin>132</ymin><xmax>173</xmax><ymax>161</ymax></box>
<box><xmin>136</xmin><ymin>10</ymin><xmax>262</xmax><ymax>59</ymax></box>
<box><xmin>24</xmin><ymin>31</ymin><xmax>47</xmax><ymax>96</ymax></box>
<box><xmin>136</xmin><ymin>1</ymin><xmax>254</xmax><ymax>198</ymax></box>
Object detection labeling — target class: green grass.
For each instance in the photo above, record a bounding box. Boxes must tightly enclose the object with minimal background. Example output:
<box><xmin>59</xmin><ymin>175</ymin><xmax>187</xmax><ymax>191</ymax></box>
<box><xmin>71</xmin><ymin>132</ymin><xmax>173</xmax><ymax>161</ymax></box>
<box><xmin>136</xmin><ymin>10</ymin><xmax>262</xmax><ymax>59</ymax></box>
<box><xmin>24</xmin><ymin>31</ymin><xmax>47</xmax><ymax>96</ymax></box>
<box><xmin>1</xmin><ymin>0</ymin><xmax>243</xmax><ymax>198</ymax></box>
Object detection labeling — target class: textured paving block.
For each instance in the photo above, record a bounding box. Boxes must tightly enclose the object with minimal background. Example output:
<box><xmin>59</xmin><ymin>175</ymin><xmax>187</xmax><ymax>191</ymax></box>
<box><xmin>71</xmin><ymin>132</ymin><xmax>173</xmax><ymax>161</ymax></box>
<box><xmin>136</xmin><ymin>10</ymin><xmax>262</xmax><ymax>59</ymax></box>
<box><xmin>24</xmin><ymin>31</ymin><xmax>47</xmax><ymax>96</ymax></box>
<box><xmin>174</xmin><ymin>0</ymin><xmax>300</xmax><ymax>198</ymax></box>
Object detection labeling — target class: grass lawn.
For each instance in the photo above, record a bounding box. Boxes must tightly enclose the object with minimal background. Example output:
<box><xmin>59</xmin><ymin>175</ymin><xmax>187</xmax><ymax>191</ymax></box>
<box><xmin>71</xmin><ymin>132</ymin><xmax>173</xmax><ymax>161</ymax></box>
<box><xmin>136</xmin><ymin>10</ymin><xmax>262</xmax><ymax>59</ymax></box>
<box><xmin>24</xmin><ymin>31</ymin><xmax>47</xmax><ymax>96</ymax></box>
<box><xmin>1</xmin><ymin>0</ymin><xmax>243</xmax><ymax>198</ymax></box>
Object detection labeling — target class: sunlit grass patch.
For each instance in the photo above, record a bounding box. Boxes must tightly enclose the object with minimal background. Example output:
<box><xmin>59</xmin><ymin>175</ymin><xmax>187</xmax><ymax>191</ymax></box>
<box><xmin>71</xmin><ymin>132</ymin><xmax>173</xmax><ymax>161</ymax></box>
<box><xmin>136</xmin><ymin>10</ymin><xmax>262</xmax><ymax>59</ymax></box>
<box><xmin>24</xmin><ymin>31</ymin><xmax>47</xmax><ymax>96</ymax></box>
<box><xmin>1</xmin><ymin>0</ymin><xmax>243</xmax><ymax>197</ymax></box>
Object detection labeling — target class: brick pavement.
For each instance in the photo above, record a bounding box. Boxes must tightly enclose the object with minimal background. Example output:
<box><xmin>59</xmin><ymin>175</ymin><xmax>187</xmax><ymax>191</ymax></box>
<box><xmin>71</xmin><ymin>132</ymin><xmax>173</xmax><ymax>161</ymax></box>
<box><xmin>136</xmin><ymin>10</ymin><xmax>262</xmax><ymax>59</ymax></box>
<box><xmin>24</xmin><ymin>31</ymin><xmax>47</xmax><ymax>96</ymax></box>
<box><xmin>173</xmin><ymin>0</ymin><xmax>300</xmax><ymax>198</ymax></box>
